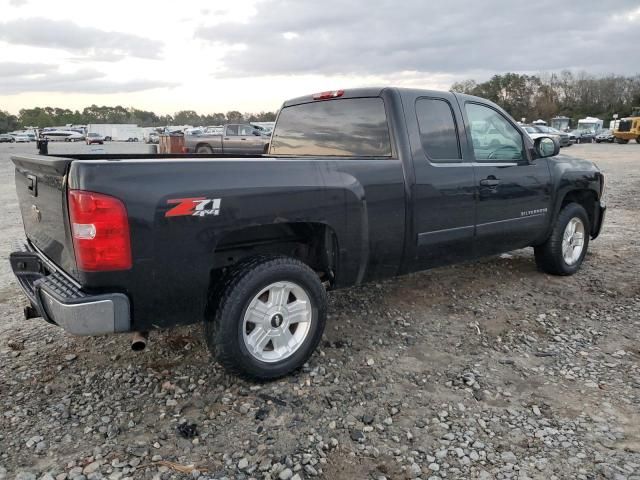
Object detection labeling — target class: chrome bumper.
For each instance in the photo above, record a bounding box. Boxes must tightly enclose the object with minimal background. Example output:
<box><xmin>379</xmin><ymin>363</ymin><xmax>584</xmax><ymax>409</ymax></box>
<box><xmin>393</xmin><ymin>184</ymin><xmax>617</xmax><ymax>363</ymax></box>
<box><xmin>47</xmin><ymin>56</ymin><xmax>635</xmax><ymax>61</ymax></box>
<box><xmin>10</xmin><ymin>242</ymin><xmax>131</xmax><ymax>335</ymax></box>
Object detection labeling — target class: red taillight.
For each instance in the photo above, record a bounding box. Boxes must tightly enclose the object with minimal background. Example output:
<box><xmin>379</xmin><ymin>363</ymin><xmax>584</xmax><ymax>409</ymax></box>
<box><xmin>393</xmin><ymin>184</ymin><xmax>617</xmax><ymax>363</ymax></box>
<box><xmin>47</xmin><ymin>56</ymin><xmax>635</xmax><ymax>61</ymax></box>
<box><xmin>312</xmin><ymin>89</ymin><xmax>344</xmax><ymax>100</ymax></box>
<box><xmin>68</xmin><ymin>190</ymin><xmax>131</xmax><ymax>271</ymax></box>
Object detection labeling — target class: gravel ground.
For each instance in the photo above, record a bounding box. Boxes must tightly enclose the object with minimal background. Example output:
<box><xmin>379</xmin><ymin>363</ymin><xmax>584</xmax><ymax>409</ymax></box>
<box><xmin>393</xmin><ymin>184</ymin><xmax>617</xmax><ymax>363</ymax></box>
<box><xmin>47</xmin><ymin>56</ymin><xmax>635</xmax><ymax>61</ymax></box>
<box><xmin>0</xmin><ymin>142</ymin><xmax>639</xmax><ymax>480</ymax></box>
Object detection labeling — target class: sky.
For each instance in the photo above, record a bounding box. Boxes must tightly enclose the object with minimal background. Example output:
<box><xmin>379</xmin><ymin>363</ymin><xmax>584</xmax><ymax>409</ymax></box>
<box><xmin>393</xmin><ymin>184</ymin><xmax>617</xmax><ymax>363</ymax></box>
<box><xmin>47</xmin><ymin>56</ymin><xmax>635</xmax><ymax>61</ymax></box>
<box><xmin>1</xmin><ymin>0</ymin><xmax>639</xmax><ymax>115</ymax></box>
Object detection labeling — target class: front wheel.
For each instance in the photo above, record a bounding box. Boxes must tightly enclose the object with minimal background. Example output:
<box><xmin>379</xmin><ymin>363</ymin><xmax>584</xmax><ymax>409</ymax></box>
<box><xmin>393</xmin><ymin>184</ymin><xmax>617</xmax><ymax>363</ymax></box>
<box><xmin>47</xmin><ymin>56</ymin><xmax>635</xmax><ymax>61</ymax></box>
<box><xmin>205</xmin><ymin>256</ymin><xmax>327</xmax><ymax>380</ymax></box>
<box><xmin>534</xmin><ymin>203</ymin><xmax>590</xmax><ymax>275</ymax></box>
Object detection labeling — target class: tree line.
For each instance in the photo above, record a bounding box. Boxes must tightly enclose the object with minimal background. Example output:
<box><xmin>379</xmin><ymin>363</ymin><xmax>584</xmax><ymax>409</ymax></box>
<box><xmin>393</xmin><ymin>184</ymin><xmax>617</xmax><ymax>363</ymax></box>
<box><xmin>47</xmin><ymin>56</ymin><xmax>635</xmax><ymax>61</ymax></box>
<box><xmin>0</xmin><ymin>105</ymin><xmax>277</xmax><ymax>133</ymax></box>
<box><xmin>3</xmin><ymin>71</ymin><xmax>640</xmax><ymax>134</ymax></box>
<box><xmin>451</xmin><ymin>71</ymin><xmax>640</xmax><ymax>125</ymax></box>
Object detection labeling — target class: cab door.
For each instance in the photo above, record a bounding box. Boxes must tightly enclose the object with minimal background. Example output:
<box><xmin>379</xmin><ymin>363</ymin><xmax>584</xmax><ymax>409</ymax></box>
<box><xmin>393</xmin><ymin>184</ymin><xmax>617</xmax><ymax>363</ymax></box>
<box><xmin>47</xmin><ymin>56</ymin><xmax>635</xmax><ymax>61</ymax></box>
<box><xmin>460</xmin><ymin>101</ymin><xmax>552</xmax><ymax>256</ymax></box>
<box><xmin>405</xmin><ymin>93</ymin><xmax>477</xmax><ymax>271</ymax></box>
<box><xmin>223</xmin><ymin>124</ymin><xmax>241</xmax><ymax>153</ymax></box>
<box><xmin>238</xmin><ymin>124</ymin><xmax>266</xmax><ymax>154</ymax></box>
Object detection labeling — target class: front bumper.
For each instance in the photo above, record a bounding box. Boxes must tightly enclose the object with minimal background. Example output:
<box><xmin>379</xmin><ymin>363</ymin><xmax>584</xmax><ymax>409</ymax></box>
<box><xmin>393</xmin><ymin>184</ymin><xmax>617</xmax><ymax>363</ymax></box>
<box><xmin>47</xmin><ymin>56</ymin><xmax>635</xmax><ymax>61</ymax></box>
<box><xmin>10</xmin><ymin>242</ymin><xmax>130</xmax><ymax>335</ymax></box>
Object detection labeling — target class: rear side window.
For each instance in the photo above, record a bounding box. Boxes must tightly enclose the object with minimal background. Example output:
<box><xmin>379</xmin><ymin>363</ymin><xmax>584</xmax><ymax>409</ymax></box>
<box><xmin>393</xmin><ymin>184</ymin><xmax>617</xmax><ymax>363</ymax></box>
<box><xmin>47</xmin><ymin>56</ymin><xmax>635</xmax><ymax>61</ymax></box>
<box><xmin>270</xmin><ymin>98</ymin><xmax>392</xmax><ymax>157</ymax></box>
<box><xmin>415</xmin><ymin>98</ymin><xmax>461</xmax><ymax>161</ymax></box>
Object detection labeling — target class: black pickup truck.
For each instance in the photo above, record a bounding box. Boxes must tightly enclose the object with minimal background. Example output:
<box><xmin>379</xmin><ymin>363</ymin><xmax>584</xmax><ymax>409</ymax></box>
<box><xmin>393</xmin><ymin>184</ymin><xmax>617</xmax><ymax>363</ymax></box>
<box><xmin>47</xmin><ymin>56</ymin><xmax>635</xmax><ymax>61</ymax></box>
<box><xmin>10</xmin><ymin>87</ymin><xmax>605</xmax><ymax>379</ymax></box>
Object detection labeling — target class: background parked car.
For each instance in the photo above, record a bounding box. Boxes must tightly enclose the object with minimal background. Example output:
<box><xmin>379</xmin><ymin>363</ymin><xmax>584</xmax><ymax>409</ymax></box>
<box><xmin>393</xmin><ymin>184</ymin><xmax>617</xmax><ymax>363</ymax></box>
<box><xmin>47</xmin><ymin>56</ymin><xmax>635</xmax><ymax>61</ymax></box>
<box><xmin>571</xmin><ymin>129</ymin><xmax>595</xmax><ymax>143</ymax></box>
<box><xmin>146</xmin><ymin>132</ymin><xmax>160</xmax><ymax>144</ymax></box>
<box><xmin>595</xmin><ymin>129</ymin><xmax>615</xmax><ymax>143</ymax></box>
<box><xmin>0</xmin><ymin>134</ymin><xmax>15</xmax><ymax>143</ymax></box>
<box><xmin>85</xmin><ymin>133</ymin><xmax>104</xmax><ymax>145</ymax></box>
<box><xmin>42</xmin><ymin>130</ymin><xmax>85</xmax><ymax>142</ymax></box>
<box><xmin>535</xmin><ymin>125</ymin><xmax>571</xmax><ymax>147</ymax></box>
<box><xmin>523</xmin><ymin>125</ymin><xmax>569</xmax><ymax>147</ymax></box>
<box><xmin>12</xmin><ymin>134</ymin><xmax>30</xmax><ymax>143</ymax></box>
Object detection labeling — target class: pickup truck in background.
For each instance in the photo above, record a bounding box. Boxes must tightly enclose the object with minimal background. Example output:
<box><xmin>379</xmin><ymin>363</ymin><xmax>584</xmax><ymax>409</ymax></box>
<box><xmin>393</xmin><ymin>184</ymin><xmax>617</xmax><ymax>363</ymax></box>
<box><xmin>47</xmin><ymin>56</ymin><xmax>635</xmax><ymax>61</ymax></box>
<box><xmin>10</xmin><ymin>87</ymin><xmax>605</xmax><ymax>380</ymax></box>
<box><xmin>183</xmin><ymin>123</ymin><xmax>270</xmax><ymax>154</ymax></box>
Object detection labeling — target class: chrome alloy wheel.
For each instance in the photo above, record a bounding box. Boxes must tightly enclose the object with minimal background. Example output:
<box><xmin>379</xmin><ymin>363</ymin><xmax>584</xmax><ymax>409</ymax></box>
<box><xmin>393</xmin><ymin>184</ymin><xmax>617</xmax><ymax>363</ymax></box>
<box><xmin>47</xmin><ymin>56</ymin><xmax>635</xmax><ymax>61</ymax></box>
<box><xmin>242</xmin><ymin>281</ymin><xmax>312</xmax><ymax>363</ymax></box>
<box><xmin>562</xmin><ymin>217</ymin><xmax>585</xmax><ymax>266</ymax></box>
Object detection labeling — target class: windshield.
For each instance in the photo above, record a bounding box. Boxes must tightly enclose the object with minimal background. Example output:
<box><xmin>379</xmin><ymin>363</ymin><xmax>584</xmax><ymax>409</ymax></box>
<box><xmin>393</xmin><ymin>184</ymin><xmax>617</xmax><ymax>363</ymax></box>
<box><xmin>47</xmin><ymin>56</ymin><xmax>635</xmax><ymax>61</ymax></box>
<box><xmin>578</xmin><ymin>123</ymin><xmax>598</xmax><ymax>132</ymax></box>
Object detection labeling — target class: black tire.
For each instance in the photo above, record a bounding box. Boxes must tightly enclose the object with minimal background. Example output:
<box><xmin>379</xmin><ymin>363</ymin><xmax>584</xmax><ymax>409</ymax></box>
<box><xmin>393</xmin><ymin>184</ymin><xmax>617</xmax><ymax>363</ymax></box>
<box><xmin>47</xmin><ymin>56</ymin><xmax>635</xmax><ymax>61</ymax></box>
<box><xmin>196</xmin><ymin>144</ymin><xmax>214</xmax><ymax>154</ymax></box>
<box><xmin>205</xmin><ymin>256</ymin><xmax>327</xmax><ymax>380</ymax></box>
<box><xmin>534</xmin><ymin>203</ymin><xmax>590</xmax><ymax>276</ymax></box>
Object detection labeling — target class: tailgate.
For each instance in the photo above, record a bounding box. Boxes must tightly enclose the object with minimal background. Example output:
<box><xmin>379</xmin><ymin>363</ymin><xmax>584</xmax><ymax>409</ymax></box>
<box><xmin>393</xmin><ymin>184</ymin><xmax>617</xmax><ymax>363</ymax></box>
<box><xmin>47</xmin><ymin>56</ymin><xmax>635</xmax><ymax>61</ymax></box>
<box><xmin>12</xmin><ymin>155</ymin><xmax>77</xmax><ymax>276</ymax></box>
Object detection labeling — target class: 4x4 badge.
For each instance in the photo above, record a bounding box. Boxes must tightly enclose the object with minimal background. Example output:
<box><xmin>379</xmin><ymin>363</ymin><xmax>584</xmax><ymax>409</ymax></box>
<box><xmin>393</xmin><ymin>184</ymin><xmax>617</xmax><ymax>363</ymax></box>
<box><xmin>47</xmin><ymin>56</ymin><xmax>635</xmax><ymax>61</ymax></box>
<box><xmin>166</xmin><ymin>197</ymin><xmax>221</xmax><ymax>217</ymax></box>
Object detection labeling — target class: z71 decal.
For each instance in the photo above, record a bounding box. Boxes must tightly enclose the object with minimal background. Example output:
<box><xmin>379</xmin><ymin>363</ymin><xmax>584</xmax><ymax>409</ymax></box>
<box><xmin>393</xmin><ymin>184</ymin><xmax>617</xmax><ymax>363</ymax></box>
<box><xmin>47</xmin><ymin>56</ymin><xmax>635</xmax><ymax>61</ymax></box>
<box><xmin>166</xmin><ymin>197</ymin><xmax>221</xmax><ymax>217</ymax></box>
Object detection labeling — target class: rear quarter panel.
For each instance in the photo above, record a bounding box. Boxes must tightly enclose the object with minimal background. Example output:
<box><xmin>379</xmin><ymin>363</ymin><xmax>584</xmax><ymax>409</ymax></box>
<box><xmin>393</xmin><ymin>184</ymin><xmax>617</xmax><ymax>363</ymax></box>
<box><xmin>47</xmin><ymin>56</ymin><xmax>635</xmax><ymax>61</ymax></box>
<box><xmin>67</xmin><ymin>157</ymin><xmax>405</xmax><ymax>330</ymax></box>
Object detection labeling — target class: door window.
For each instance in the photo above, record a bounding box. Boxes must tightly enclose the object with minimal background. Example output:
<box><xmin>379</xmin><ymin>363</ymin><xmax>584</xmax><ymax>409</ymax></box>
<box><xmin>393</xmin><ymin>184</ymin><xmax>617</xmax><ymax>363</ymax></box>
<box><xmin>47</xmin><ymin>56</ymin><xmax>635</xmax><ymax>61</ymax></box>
<box><xmin>415</xmin><ymin>98</ymin><xmax>461</xmax><ymax>162</ymax></box>
<box><xmin>226</xmin><ymin>125</ymin><xmax>239</xmax><ymax>136</ymax></box>
<box><xmin>239</xmin><ymin>125</ymin><xmax>256</xmax><ymax>136</ymax></box>
<box><xmin>465</xmin><ymin>103</ymin><xmax>525</xmax><ymax>162</ymax></box>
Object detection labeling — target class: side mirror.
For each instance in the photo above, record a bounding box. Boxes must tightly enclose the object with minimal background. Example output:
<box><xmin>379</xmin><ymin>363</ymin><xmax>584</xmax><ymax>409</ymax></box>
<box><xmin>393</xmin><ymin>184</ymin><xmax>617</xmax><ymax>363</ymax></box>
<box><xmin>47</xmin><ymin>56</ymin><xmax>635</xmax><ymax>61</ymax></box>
<box><xmin>253</xmin><ymin>130</ymin><xmax>261</xmax><ymax>136</ymax></box>
<box><xmin>534</xmin><ymin>136</ymin><xmax>559</xmax><ymax>158</ymax></box>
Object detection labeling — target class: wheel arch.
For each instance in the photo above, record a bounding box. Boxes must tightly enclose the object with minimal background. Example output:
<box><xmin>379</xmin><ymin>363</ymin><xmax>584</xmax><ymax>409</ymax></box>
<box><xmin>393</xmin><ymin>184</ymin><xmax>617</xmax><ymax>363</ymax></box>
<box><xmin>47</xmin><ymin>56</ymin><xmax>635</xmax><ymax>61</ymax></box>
<box><xmin>195</xmin><ymin>142</ymin><xmax>213</xmax><ymax>152</ymax></box>
<box><xmin>550</xmin><ymin>188</ymin><xmax>601</xmax><ymax>240</ymax></box>
<box><xmin>209</xmin><ymin>222</ymin><xmax>339</xmax><ymax>291</ymax></box>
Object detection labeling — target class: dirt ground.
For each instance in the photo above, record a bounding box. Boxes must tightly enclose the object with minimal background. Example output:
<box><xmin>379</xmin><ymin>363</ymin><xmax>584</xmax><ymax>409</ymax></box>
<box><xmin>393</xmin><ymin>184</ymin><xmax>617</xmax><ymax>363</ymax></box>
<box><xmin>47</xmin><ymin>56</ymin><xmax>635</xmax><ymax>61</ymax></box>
<box><xmin>0</xmin><ymin>142</ymin><xmax>638</xmax><ymax>480</ymax></box>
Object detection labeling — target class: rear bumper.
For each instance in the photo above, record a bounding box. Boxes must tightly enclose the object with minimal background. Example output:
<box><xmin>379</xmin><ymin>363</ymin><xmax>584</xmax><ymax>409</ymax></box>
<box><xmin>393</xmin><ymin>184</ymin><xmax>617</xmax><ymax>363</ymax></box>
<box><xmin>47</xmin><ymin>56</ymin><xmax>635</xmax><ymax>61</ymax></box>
<box><xmin>10</xmin><ymin>242</ymin><xmax>131</xmax><ymax>335</ymax></box>
<box><xmin>591</xmin><ymin>201</ymin><xmax>606</xmax><ymax>239</ymax></box>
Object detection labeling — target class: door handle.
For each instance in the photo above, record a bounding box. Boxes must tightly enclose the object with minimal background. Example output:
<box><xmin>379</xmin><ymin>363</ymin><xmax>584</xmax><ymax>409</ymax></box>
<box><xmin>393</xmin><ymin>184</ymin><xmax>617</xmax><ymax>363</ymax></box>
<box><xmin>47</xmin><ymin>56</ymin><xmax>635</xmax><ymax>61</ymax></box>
<box><xmin>241</xmin><ymin>138</ymin><xmax>247</xmax><ymax>141</ymax></box>
<box><xmin>480</xmin><ymin>178</ymin><xmax>500</xmax><ymax>187</ymax></box>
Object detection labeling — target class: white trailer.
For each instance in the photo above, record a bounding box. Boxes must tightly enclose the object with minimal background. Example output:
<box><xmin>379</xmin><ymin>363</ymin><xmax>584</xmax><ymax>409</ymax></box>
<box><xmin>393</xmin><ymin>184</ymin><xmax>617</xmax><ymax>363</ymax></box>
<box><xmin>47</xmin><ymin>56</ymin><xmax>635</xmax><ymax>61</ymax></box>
<box><xmin>87</xmin><ymin>124</ymin><xmax>144</xmax><ymax>142</ymax></box>
<box><xmin>577</xmin><ymin>117</ymin><xmax>603</xmax><ymax>133</ymax></box>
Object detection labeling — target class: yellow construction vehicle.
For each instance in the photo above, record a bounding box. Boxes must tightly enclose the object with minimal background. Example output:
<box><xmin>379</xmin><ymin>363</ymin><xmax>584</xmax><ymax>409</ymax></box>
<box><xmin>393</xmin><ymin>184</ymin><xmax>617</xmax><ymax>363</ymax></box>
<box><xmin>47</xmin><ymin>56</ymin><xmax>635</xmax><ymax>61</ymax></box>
<box><xmin>613</xmin><ymin>107</ymin><xmax>640</xmax><ymax>144</ymax></box>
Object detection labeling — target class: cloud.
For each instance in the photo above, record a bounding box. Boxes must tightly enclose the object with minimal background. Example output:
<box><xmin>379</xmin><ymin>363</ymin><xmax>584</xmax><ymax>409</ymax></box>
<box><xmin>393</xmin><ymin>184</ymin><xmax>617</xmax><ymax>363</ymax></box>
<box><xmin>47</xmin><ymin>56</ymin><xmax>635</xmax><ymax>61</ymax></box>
<box><xmin>0</xmin><ymin>63</ymin><xmax>176</xmax><ymax>95</ymax></box>
<box><xmin>0</xmin><ymin>62</ymin><xmax>56</xmax><ymax>77</ymax></box>
<box><xmin>0</xmin><ymin>17</ymin><xmax>163</xmax><ymax>59</ymax></box>
<box><xmin>196</xmin><ymin>0</ymin><xmax>640</xmax><ymax>78</ymax></box>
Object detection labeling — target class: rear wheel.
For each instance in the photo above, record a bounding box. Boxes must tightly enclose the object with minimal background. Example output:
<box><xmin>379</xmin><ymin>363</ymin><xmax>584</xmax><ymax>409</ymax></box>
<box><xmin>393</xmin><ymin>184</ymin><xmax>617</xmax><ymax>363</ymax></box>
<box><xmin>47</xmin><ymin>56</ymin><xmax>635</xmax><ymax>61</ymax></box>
<box><xmin>196</xmin><ymin>144</ymin><xmax>213</xmax><ymax>154</ymax></box>
<box><xmin>205</xmin><ymin>256</ymin><xmax>327</xmax><ymax>380</ymax></box>
<box><xmin>534</xmin><ymin>203</ymin><xmax>590</xmax><ymax>275</ymax></box>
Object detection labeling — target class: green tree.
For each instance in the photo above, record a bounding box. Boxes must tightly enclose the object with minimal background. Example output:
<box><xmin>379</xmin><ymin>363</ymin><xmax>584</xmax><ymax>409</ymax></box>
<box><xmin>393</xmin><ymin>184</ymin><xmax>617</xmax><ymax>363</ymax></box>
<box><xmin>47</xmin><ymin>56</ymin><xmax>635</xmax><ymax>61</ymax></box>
<box><xmin>173</xmin><ymin>110</ymin><xmax>202</xmax><ymax>125</ymax></box>
<box><xmin>226</xmin><ymin>110</ymin><xmax>244</xmax><ymax>123</ymax></box>
<box><xmin>0</xmin><ymin>110</ymin><xmax>19</xmax><ymax>133</ymax></box>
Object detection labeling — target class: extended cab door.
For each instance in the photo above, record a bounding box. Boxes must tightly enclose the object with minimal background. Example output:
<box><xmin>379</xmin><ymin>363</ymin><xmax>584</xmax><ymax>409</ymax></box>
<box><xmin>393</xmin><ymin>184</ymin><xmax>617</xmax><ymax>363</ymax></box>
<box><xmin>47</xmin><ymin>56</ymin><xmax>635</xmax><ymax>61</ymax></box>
<box><xmin>404</xmin><ymin>92</ymin><xmax>477</xmax><ymax>271</ymax></box>
<box><xmin>460</xmin><ymin>100</ymin><xmax>552</xmax><ymax>256</ymax></box>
